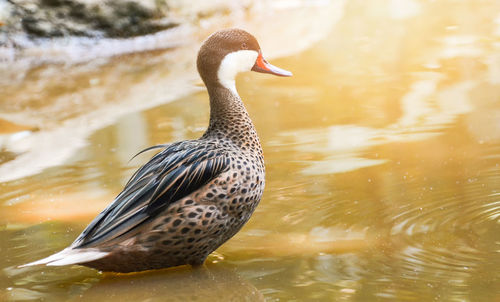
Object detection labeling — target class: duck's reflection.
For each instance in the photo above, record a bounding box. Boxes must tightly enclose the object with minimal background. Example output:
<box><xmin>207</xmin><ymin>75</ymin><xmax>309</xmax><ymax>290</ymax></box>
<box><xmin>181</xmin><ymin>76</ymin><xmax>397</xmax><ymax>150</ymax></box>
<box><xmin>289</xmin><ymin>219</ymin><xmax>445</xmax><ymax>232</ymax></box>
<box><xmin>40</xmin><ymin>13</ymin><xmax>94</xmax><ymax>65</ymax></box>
<box><xmin>73</xmin><ymin>265</ymin><xmax>263</xmax><ymax>302</ymax></box>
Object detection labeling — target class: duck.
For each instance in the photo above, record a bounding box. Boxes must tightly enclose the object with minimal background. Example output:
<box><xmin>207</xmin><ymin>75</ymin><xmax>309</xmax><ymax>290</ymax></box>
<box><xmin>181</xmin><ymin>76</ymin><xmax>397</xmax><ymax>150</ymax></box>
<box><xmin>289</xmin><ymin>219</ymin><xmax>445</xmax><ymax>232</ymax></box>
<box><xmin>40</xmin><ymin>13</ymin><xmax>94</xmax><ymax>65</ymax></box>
<box><xmin>21</xmin><ymin>28</ymin><xmax>292</xmax><ymax>273</ymax></box>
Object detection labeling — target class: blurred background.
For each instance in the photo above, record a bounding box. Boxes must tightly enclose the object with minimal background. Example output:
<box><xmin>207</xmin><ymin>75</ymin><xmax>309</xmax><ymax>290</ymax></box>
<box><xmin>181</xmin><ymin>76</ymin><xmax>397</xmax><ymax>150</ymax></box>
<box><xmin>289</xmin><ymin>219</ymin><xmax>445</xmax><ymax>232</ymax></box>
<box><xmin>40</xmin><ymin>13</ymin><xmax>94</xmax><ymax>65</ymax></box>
<box><xmin>1</xmin><ymin>0</ymin><xmax>499</xmax><ymax>301</ymax></box>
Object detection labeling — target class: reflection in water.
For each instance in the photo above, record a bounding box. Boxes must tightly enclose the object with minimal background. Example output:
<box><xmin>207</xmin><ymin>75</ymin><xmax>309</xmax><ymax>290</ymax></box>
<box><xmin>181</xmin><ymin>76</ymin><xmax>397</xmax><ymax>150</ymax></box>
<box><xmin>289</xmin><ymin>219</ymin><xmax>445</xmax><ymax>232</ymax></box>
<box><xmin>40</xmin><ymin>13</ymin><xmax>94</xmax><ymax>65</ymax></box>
<box><xmin>74</xmin><ymin>266</ymin><xmax>263</xmax><ymax>302</ymax></box>
<box><xmin>1</xmin><ymin>0</ymin><xmax>500</xmax><ymax>301</ymax></box>
<box><xmin>4</xmin><ymin>262</ymin><xmax>262</xmax><ymax>301</ymax></box>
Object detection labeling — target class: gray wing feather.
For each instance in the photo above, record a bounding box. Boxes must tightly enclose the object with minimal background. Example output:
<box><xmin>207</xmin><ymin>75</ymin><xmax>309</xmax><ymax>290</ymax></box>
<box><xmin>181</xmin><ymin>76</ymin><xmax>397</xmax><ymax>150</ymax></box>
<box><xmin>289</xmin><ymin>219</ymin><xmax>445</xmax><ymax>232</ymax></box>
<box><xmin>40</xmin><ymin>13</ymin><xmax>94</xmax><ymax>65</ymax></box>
<box><xmin>73</xmin><ymin>141</ymin><xmax>229</xmax><ymax>248</ymax></box>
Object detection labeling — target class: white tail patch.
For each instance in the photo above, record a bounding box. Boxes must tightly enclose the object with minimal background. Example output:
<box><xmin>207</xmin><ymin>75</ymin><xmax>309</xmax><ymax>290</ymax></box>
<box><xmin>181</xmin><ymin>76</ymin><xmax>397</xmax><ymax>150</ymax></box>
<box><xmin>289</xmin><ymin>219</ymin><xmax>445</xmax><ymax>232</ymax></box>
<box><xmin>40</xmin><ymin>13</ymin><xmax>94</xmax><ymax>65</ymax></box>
<box><xmin>19</xmin><ymin>248</ymin><xmax>109</xmax><ymax>268</ymax></box>
<box><xmin>218</xmin><ymin>50</ymin><xmax>258</xmax><ymax>94</ymax></box>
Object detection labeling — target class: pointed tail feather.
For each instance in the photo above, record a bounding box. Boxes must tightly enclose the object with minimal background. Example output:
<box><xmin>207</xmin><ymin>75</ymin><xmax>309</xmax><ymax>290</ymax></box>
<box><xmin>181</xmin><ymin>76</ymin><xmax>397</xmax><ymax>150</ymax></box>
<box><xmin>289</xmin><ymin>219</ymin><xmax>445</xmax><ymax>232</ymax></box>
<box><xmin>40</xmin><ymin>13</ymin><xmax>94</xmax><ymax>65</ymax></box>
<box><xmin>19</xmin><ymin>248</ymin><xmax>109</xmax><ymax>268</ymax></box>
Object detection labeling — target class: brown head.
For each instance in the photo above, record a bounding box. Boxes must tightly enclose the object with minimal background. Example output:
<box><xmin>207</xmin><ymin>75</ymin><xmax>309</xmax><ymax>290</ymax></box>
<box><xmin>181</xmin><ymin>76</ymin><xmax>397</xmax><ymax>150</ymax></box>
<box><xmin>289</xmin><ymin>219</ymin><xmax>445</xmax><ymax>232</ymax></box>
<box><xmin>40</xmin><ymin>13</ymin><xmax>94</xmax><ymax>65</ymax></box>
<box><xmin>197</xmin><ymin>28</ymin><xmax>292</xmax><ymax>93</ymax></box>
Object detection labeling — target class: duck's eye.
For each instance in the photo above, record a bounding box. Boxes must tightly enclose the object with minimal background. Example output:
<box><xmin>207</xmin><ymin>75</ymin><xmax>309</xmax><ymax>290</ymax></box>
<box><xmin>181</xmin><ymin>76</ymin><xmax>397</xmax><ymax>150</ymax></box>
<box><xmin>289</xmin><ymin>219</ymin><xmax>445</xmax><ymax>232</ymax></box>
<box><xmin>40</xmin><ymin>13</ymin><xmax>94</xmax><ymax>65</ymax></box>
<box><xmin>241</xmin><ymin>43</ymin><xmax>248</xmax><ymax>50</ymax></box>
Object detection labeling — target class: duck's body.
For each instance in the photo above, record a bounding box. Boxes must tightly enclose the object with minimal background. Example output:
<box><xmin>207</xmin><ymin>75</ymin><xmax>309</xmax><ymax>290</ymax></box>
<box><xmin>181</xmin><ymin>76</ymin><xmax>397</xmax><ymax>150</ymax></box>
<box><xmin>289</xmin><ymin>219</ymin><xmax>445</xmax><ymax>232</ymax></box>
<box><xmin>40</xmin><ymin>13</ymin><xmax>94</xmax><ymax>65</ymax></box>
<box><xmin>80</xmin><ymin>88</ymin><xmax>266</xmax><ymax>273</ymax></box>
<box><xmin>21</xmin><ymin>28</ymin><xmax>291</xmax><ymax>273</ymax></box>
<box><xmin>85</xmin><ymin>141</ymin><xmax>264</xmax><ymax>272</ymax></box>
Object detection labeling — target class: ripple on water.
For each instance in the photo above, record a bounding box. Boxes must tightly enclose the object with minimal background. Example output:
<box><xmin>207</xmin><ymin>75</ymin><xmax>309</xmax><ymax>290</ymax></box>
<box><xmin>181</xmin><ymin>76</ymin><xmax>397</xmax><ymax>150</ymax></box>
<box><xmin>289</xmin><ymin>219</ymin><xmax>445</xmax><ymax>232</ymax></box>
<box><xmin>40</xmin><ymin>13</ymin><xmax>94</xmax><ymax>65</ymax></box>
<box><xmin>378</xmin><ymin>168</ymin><xmax>500</xmax><ymax>287</ymax></box>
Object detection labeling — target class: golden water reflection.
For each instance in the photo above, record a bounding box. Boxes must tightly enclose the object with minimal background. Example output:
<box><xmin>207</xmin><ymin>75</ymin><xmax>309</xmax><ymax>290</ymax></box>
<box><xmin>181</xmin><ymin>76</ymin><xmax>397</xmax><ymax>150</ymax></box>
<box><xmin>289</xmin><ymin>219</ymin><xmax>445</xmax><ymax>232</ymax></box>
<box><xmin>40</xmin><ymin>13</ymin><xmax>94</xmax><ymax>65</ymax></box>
<box><xmin>1</xmin><ymin>0</ymin><xmax>500</xmax><ymax>301</ymax></box>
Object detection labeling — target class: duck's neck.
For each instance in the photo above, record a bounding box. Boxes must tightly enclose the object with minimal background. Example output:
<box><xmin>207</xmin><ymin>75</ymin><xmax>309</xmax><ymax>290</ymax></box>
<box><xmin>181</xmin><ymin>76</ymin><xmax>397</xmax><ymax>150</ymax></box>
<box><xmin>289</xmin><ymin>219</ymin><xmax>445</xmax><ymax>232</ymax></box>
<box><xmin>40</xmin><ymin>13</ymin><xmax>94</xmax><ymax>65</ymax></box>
<box><xmin>203</xmin><ymin>85</ymin><xmax>262</xmax><ymax>153</ymax></box>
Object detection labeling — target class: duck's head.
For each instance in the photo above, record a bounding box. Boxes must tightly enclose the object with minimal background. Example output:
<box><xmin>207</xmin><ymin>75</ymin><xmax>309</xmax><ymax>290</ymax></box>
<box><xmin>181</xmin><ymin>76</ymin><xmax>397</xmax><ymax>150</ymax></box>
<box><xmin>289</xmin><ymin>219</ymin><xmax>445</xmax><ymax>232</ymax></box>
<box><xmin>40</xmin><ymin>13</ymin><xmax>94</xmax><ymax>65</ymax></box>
<box><xmin>197</xmin><ymin>28</ymin><xmax>292</xmax><ymax>93</ymax></box>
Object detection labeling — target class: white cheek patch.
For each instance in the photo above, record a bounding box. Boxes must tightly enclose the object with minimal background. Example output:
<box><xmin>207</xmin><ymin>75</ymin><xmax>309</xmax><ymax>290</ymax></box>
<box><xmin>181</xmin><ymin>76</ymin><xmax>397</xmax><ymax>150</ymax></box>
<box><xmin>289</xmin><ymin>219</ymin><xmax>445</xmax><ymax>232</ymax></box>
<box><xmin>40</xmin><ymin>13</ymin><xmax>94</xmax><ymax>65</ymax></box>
<box><xmin>218</xmin><ymin>50</ymin><xmax>259</xmax><ymax>94</ymax></box>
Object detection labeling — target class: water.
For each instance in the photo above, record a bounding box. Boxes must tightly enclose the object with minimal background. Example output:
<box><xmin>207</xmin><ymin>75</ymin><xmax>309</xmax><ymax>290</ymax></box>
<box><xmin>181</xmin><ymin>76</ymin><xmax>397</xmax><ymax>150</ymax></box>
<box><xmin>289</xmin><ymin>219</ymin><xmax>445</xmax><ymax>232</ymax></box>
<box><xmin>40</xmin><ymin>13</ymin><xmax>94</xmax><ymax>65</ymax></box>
<box><xmin>1</xmin><ymin>0</ymin><xmax>500</xmax><ymax>301</ymax></box>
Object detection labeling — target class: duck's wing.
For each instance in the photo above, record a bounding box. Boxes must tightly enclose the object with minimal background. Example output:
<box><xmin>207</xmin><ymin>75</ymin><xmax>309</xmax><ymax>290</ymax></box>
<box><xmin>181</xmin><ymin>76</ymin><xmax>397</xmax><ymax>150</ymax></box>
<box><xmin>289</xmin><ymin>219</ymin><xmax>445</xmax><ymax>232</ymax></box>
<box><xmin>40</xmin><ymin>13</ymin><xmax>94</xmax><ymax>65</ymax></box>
<box><xmin>72</xmin><ymin>140</ymin><xmax>229</xmax><ymax>248</ymax></box>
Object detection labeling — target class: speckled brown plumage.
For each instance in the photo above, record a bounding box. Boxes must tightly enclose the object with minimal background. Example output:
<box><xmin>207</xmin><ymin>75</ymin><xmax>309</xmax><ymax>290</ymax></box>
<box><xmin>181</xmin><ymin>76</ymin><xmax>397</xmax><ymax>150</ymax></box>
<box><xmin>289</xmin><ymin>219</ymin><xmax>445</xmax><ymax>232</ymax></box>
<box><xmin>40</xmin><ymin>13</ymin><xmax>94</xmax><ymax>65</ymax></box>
<box><xmin>22</xmin><ymin>28</ymin><xmax>291</xmax><ymax>273</ymax></box>
<box><xmin>83</xmin><ymin>119</ymin><xmax>265</xmax><ymax>272</ymax></box>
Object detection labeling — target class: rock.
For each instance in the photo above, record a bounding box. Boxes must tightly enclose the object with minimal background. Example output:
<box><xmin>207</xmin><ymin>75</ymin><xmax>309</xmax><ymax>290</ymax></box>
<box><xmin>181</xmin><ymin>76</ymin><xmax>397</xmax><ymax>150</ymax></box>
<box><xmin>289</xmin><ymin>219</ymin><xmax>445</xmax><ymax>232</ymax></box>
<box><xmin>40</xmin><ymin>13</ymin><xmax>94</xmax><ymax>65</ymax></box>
<box><xmin>1</xmin><ymin>0</ymin><xmax>175</xmax><ymax>41</ymax></box>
